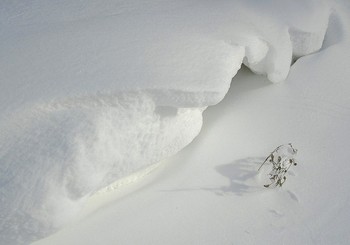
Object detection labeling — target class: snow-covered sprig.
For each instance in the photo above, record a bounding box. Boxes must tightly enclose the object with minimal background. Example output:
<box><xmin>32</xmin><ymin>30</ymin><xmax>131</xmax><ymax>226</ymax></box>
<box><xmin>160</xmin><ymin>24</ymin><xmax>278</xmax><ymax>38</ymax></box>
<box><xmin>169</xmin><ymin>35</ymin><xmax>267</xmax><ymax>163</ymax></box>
<box><xmin>258</xmin><ymin>143</ymin><xmax>298</xmax><ymax>188</ymax></box>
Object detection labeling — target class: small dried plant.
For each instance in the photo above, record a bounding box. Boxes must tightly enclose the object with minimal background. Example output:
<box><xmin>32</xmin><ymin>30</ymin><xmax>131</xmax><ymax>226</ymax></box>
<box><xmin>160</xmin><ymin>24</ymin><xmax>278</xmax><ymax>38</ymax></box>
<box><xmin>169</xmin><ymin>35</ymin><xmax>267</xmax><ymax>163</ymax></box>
<box><xmin>258</xmin><ymin>143</ymin><xmax>298</xmax><ymax>188</ymax></box>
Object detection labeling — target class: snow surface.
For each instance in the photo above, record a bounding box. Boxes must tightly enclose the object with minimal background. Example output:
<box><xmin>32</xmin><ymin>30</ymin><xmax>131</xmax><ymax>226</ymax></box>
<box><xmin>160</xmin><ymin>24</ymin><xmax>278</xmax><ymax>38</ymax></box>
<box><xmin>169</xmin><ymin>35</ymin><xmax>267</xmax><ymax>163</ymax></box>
<box><xmin>0</xmin><ymin>0</ymin><xmax>349</xmax><ymax>244</ymax></box>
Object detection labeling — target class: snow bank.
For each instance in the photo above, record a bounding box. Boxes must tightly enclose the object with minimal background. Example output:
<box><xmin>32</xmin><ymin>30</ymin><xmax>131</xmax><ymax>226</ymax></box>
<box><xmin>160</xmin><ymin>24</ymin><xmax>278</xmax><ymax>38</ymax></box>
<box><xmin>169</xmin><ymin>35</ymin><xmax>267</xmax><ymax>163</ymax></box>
<box><xmin>0</xmin><ymin>0</ymin><xmax>333</xmax><ymax>243</ymax></box>
<box><xmin>0</xmin><ymin>92</ymin><xmax>204</xmax><ymax>244</ymax></box>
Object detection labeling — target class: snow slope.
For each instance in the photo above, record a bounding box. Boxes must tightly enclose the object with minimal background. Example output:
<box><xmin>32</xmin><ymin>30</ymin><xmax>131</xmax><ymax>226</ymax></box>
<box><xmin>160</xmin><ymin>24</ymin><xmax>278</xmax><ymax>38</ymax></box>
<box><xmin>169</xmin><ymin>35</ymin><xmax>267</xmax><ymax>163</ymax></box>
<box><xmin>0</xmin><ymin>0</ymin><xmax>348</xmax><ymax>244</ymax></box>
<box><xmin>35</xmin><ymin>4</ymin><xmax>350</xmax><ymax>242</ymax></box>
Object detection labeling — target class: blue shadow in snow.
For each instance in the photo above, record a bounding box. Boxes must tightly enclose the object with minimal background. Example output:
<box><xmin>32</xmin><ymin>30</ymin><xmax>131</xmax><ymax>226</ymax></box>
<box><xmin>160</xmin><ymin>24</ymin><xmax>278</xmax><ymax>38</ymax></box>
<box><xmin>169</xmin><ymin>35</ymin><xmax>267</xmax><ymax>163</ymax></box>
<box><xmin>215</xmin><ymin>157</ymin><xmax>264</xmax><ymax>196</ymax></box>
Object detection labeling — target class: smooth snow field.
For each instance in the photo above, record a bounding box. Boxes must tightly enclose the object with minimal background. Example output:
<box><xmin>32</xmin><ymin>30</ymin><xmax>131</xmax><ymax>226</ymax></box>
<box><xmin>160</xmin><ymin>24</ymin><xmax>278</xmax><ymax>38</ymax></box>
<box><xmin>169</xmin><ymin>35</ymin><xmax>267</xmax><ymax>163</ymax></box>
<box><xmin>1</xmin><ymin>0</ymin><xmax>350</xmax><ymax>244</ymax></box>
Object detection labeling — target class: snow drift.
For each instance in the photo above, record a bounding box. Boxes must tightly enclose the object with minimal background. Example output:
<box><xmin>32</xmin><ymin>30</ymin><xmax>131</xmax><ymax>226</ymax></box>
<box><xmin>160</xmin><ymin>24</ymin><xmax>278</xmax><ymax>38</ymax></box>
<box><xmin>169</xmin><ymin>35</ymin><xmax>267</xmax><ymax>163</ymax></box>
<box><xmin>0</xmin><ymin>0</ymin><xmax>333</xmax><ymax>243</ymax></box>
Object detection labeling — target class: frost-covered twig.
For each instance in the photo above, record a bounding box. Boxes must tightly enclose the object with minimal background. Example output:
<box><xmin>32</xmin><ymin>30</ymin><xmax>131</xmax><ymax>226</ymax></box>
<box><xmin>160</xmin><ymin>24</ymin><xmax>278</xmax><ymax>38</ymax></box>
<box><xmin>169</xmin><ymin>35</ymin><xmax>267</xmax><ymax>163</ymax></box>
<box><xmin>259</xmin><ymin>143</ymin><xmax>298</xmax><ymax>188</ymax></box>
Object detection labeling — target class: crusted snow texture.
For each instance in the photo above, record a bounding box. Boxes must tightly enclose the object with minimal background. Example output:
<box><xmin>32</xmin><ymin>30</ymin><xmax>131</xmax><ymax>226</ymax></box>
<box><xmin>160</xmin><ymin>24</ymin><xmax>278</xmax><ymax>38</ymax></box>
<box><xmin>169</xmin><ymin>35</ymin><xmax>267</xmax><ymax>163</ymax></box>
<box><xmin>0</xmin><ymin>0</ymin><xmax>330</xmax><ymax>244</ymax></box>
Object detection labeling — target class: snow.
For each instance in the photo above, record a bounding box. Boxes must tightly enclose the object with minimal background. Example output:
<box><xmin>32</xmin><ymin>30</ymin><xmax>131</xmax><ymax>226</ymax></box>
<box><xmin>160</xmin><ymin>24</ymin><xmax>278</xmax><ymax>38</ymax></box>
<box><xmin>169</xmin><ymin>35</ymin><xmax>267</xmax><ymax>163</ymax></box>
<box><xmin>0</xmin><ymin>0</ymin><xmax>349</xmax><ymax>244</ymax></box>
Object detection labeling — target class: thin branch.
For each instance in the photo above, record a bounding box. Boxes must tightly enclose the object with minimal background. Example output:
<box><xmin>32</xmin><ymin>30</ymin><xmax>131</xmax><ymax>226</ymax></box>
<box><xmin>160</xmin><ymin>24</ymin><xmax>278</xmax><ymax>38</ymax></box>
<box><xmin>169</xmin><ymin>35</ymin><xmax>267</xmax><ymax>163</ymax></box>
<box><xmin>259</xmin><ymin>144</ymin><xmax>298</xmax><ymax>188</ymax></box>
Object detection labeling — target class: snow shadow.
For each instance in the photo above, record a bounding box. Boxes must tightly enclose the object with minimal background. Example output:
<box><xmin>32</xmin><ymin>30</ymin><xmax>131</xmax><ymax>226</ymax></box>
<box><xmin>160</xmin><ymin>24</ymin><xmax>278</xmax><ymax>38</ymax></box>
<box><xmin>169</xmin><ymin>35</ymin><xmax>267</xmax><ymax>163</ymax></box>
<box><xmin>159</xmin><ymin>157</ymin><xmax>266</xmax><ymax>196</ymax></box>
<box><xmin>215</xmin><ymin>157</ymin><xmax>265</xmax><ymax>196</ymax></box>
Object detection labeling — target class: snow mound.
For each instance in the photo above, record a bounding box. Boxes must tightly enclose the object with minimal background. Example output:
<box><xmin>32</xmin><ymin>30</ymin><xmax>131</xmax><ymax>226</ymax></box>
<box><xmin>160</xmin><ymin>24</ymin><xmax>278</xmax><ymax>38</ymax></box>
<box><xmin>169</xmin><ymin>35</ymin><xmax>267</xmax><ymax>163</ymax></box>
<box><xmin>0</xmin><ymin>0</ymin><xmax>333</xmax><ymax>243</ymax></box>
<box><xmin>0</xmin><ymin>92</ymin><xmax>203</xmax><ymax>243</ymax></box>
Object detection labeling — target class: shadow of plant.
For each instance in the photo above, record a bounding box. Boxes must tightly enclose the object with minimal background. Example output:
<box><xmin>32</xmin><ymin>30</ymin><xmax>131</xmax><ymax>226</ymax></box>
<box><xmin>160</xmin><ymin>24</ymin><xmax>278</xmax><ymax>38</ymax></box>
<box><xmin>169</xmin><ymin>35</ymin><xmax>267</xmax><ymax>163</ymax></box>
<box><xmin>215</xmin><ymin>157</ymin><xmax>265</xmax><ymax>196</ymax></box>
<box><xmin>159</xmin><ymin>157</ymin><xmax>266</xmax><ymax>196</ymax></box>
